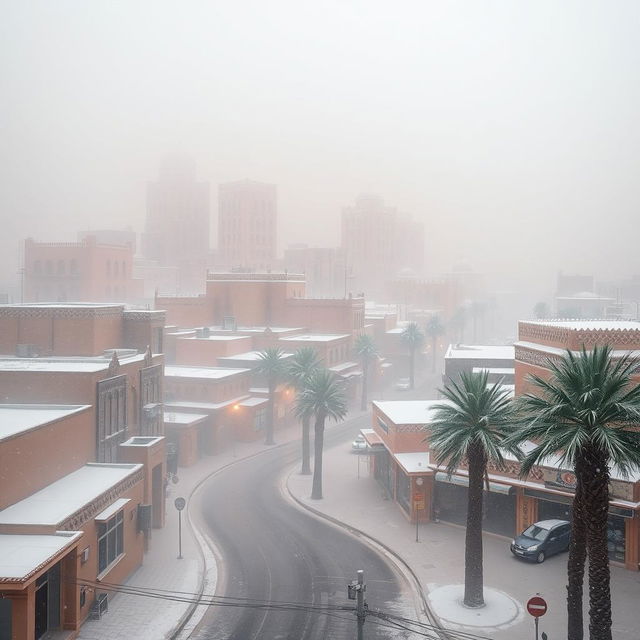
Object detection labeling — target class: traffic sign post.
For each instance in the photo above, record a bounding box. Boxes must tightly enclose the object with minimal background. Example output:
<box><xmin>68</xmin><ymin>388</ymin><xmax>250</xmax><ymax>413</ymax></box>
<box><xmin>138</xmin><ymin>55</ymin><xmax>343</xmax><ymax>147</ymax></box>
<box><xmin>174</xmin><ymin>497</ymin><xmax>186</xmax><ymax>559</ymax></box>
<box><xmin>526</xmin><ymin>595</ymin><xmax>547</xmax><ymax>640</ymax></box>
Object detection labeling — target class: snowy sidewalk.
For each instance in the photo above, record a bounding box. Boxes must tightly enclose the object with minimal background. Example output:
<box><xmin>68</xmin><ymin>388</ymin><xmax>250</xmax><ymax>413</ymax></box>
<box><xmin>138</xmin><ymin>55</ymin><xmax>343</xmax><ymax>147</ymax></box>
<box><xmin>78</xmin><ymin>419</ymin><xmax>309</xmax><ymax>640</ymax></box>
<box><xmin>287</xmin><ymin>438</ymin><xmax>640</xmax><ymax>640</ymax></box>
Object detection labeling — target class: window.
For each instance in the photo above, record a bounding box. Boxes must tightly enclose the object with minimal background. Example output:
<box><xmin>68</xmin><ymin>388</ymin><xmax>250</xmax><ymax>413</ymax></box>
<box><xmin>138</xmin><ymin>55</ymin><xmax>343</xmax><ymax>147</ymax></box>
<box><xmin>98</xmin><ymin>510</ymin><xmax>124</xmax><ymax>572</ymax></box>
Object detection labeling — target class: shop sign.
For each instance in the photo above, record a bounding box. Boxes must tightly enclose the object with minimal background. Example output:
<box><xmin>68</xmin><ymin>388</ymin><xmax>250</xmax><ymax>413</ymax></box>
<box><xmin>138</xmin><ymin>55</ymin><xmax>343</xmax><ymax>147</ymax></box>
<box><xmin>543</xmin><ymin>468</ymin><xmax>577</xmax><ymax>491</ymax></box>
<box><xmin>543</xmin><ymin>468</ymin><xmax>634</xmax><ymax>501</ymax></box>
<box><xmin>414</xmin><ymin>500</ymin><xmax>425</xmax><ymax>510</ymax></box>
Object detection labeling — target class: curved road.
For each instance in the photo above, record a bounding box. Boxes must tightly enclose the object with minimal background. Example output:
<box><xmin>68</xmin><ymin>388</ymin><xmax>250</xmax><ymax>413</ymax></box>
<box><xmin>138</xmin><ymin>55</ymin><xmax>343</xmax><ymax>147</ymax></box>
<box><xmin>189</xmin><ymin>417</ymin><xmax>415</xmax><ymax>640</ymax></box>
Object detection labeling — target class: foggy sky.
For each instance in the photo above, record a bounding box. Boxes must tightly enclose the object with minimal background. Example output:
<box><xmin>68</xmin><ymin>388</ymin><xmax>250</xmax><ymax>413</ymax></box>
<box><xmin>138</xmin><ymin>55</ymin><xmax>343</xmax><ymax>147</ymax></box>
<box><xmin>1</xmin><ymin>1</ymin><xmax>640</xmax><ymax>295</ymax></box>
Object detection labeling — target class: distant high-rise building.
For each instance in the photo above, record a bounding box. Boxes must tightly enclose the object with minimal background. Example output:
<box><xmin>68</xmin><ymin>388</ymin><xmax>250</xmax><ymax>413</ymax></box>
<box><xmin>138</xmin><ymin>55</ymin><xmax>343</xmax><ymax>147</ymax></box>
<box><xmin>143</xmin><ymin>155</ymin><xmax>210</xmax><ymax>293</ymax></box>
<box><xmin>218</xmin><ymin>180</ymin><xmax>277</xmax><ymax>271</ymax></box>
<box><xmin>341</xmin><ymin>194</ymin><xmax>424</xmax><ymax>298</ymax></box>
<box><xmin>283</xmin><ymin>244</ymin><xmax>346</xmax><ymax>298</ymax></box>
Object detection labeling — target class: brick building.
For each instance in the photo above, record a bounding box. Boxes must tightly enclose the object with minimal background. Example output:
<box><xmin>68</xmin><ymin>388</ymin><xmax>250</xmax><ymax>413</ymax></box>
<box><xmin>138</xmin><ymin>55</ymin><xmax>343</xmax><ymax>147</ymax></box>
<box><xmin>0</xmin><ymin>304</ymin><xmax>167</xmax><ymax>639</ymax></box>
<box><xmin>23</xmin><ymin>236</ymin><xmax>143</xmax><ymax>304</ymax></box>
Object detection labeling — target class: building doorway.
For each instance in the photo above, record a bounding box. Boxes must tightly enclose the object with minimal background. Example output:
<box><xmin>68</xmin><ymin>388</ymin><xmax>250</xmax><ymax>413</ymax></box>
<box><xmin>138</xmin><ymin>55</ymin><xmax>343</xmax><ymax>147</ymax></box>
<box><xmin>35</xmin><ymin>563</ymin><xmax>61</xmax><ymax>639</ymax></box>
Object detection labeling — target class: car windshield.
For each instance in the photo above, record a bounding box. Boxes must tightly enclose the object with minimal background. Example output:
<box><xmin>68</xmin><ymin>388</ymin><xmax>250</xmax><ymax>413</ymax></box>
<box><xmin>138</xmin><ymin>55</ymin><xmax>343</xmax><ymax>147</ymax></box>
<box><xmin>522</xmin><ymin>525</ymin><xmax>550</xmax><ymax>541</ymax></box>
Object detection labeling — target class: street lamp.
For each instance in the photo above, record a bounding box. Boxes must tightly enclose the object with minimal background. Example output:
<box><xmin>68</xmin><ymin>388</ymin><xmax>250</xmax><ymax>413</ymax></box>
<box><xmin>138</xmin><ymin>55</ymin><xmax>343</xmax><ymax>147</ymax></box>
<box><xmin>415</xmin><ymin>477</ymin><xmax>424</xmax><ymax>542</ymax></box>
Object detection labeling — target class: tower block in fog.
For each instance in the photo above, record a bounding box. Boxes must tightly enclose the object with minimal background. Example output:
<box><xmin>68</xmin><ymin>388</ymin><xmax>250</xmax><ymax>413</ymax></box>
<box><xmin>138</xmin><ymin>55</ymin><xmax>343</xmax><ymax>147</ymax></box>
<box><xmin>341</xmin><ymin>194</ymin><xmax>424</xmax><ymax>299</ymax></box>
<box><xmin>218</xmin><ymin>179</ymin><xmax>277</xmax><ymax>271</ymax></box>
<box><xmin>143</xmin><ymin>155</ymin><xmax>210</xmax><ymax>294</ymax></box>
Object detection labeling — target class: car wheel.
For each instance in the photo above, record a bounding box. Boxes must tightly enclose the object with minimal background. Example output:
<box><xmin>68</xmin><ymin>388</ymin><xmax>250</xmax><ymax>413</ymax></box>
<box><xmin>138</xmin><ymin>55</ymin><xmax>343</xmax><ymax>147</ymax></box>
<box><xmin>536</xmin><ymin>551</ymin><xmax>546</xmax><ymax>564</ymax></box>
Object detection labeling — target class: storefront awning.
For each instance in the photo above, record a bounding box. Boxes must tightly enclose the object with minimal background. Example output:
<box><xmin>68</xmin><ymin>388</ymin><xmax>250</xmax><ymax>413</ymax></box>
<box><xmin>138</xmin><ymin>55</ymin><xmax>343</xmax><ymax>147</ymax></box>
<box><xmin>435</xmin><ymin>472</ymin><xmax>513</xmax><ymax>495</ymax></box>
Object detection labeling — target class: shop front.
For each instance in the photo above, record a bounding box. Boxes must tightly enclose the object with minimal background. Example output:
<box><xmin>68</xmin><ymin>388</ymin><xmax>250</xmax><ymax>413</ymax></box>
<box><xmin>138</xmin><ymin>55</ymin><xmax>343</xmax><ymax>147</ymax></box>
<box><xmin>524</xmin><ymin>488</ymin><xmax>633</xmax><ymax>565</ymax></box>
<box><xmin>434</xmin><ymin>473</ymin><xmax>516</xmax><ymax>538</ymax></box>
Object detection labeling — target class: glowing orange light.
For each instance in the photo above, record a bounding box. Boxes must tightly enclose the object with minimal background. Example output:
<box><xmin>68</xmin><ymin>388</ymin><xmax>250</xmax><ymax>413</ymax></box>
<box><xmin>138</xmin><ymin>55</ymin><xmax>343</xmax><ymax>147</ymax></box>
<box><xmin>233</xmin><ymin>404</ymin><xmax>240</xmax><ymax>411</ymax></box>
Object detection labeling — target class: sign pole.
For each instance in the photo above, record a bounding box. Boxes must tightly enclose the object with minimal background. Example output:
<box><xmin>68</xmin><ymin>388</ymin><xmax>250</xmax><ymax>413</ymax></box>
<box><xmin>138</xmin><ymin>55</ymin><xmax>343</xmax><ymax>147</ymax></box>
<box><xmin>174</xmin><ymin>497</ymin><xmax>186</xmax><ymax>560</ymax></box>
<box><xmin>535</xmin><ymin>616</ymin><xmax>538</xmax><ymax>640</ymax></box>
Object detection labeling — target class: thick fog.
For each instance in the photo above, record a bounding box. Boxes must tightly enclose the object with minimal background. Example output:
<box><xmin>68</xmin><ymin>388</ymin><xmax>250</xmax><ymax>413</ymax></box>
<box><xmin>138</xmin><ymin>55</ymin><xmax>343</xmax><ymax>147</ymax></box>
<box><xmin>2</xmin><ymin>1</ymin><xmax>640</xmax><ymax>294</ymax></box>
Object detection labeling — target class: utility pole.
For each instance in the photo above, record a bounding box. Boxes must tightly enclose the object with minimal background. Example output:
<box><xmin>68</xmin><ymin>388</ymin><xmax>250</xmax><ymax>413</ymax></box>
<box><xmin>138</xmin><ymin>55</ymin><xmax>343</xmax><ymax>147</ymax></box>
<box><xmin>348</xmin><ymin>569</ymin><xmax>367</xmax><ymax>639</ymax></box>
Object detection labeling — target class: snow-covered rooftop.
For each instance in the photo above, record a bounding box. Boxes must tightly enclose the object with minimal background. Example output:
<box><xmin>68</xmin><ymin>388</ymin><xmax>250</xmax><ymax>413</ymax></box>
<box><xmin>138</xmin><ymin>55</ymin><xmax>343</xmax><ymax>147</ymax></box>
<box><xmin>329</xmin><ymin>361</ymin><xmax>359</xmax><ymax>373</ymax></box>
<box><xmin>394</xmin><ymin>452</ymin><xmax>430</xmax><ymax>474</ymax></box>
<box><xmin>183</xmin><ymin>335</ymin><xmax>248</xmax><ymax>342</ymax></box>
<box><xmin>0</xmin><ymin>353</ymin><xmax>145</xmax><ymax>373</ymax></box>
<box><xmin>0</xmin><ymin>404</ymin><xmax>90</xmax><ymax>441</ymax></box>
<box><xmin>163</xmin><ymin>412</ymin><xmax>208</xmax><ymax>425</ymax></box>
<box><xmin>164</xmin><ymin>397</ymin><xmax>250</xmax><ymax>412</ymax></box>
<box><xmin>374</xmin><ymin>400</ymin><xmax>445</xmax><ymax>425</ymax></box>
<box><xmin>0</xmin><ymin>531</ymin><xmax>83</xmax><ymax>581</ymax></box>
<box><xmin>279</xmin><ymin>334</ymin><xmax>350</xmax><ymax>342</ymax></box>
<box><xmin>445</xmin><ymin>345</ymin><xmax>514</xmax><ymax>360</ymax></box>
<box><xmin>0</xmin><ymin>463</ymin><xmax>142</xmax><ymax>526</ymax></box>
<box><xmin>472</xmin><ymin>367</ymin><xmax>514</xmax><ymax>375</ymax></box>
<box><xmin>523</xmin><ymin>320</ymin><xmax>640</xmax><ymax>331</ymax></box>
<box><xmin>239</xmin><ymin>397</ymin><xmax>268</xmax><ymax>407</ymax></box>
<box><xmin>218</xmin><ymin>350</ymin><xmax>293</xmax><ymax>362</ymax></box>
<box><xmin>164</xmin><ymin>365</ymin><xmax>250</xmax><ymax>380</ymax></box>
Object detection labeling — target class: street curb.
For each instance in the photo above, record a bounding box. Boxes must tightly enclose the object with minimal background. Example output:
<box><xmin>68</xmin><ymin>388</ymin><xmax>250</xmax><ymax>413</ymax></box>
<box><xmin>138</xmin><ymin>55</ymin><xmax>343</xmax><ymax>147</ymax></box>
<box><xmin>167</xmin><ymin>438</ymin><xmax>299</xmax><ymax>640</ymax></box>
<box><xmin>282</xmin><ymin>466</ymin><xmax>456</xmax><ymax>640</ymax></box>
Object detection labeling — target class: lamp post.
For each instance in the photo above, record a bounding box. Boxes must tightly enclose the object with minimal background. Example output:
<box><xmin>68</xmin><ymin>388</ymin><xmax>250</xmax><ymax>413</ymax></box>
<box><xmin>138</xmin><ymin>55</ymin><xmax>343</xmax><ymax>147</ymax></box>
<box><xmin>415</xmin><ymin>477</ymin><xmax>424</xmax><ymax>542</ymax></box>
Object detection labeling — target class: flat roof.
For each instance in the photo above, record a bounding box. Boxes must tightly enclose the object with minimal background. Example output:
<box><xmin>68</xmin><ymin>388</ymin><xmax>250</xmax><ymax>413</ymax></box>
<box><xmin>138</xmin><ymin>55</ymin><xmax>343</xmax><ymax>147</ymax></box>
<box><xmin>445</xmin><ymin>345</ymin><xmax>515</xmax><ymax>360</ymax></box>
<box><xmin>0</xmin><ymin>353</ymin><xmax>145</xmax><ymax>373</ymax></box>
<box><xmin>0</xmin><ymin>463</ymin><xmax>142</xmax><ymax>527</ymax></box>
<box><xmin>164</xmin><ymin>396</ymin><xmax>250</xmax><ymax>412</ymax></box>
<box><xmin>218</xmin><ymin>350</ymin><xmax>293</xmax><ymax>362</ymax></box>
<box><xmin>523</xmin><ymin>320</ymin><xmax>640</xmax><ymax>331</ymax></box>
<box><xmin>0</xmin><ymin>531</ymin><xmax>83</xmax><ymax>582</ymax></box>
<box><xmin>182</xmin><ymin>335</ymin><xmax>249</xmax><ymax>342</ymax></box>
<box><xmin>0</xmin><ymin>302</ymin><xmax>122</xmax><ymax>310</ymax></box>
<box><xmin>239</xmin><ymin>397</ymin><xmax>268</xmax><ymax>407</ymax></box>
<box><xmin>0</xmin><ymin>404</ymin><xmax>91</xmax><ymax>441</ymax></box>
<box><xmin>279</xmin><ymin>334</ymin><xmax>350</xmax><ymax>342</ymax></box>
<box><xmin>374</xmin><ymin>400</ymin><xmax>446</xmax><ymax>425</ymax></box>
<box><xmin>163</xmin><ymin>412</ymin><xmax>208</xmax><ymax>425</ymax></box>
<box><xmin>472</xmin><ymin>367</ymin><xmax>514</xmax><ymax>375</ymax></box>
<box><xmin>394</xmin><ymin>452</ymin><xmax>431</xmax><ymax>474</ymax></box>
<box><xmin>164</xmin><ymin>366</ymin><xmax>250</xmax><ymax>380</ymax></box>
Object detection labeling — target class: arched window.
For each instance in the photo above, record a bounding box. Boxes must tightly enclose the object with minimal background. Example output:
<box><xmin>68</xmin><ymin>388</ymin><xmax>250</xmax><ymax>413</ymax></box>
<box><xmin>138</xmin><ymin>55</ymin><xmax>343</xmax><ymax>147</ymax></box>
<box><xmin>57</xmin><ymin>259</ymin><xmax>65</xmax><ymax>275</ymax></box>
<box><xmin>114</xmin><ymin>261</ymin><xmax>119</xmax><ymax>277</ymax></box>
<box><xmin>106</xmin><ymin>260</ymin><xmax>111</xmax><ymax>276</ymax></box>
<box><xmin>122</xmin><ymin>261</ymin><xmax>126</xmax><ymax>278</ymax></box>
<box><xmin>70</xmin><ymin>259</ymin><xmax>78</xmax><ymax>274</ymax></box>
<box><xmin>34</xmin><ymin>260</ymin><xmax>42</xmax><ymax>274</ymax></box>
<box><xmin>45</xmin><ymin>260</ymin><xmax>53</xmax><ymax>275</ymax></box>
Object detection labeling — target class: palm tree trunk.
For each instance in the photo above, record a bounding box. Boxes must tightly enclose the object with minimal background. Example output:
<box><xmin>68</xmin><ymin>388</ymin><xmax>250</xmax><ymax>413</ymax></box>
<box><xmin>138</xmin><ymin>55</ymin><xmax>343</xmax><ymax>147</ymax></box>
<box><xmin>360</xmin><ymin>359</ymin><xmax>368</xmax><ymax>411</ymax></box>
<box><xmin>300</xmin><ymin>414</ymin><xmax>311</xmax><ymax>475</ymax></box>
<box><xmin>583</xmin><ymin>448</ymin><xmax>613</xmax><ymax>640</ymax></box>
<box><xmin>567</xmin><ymin>458</ymin><xmax>587</xmax><ymax>640</ymax></box>
<box><xmin>464</xmin><ymin>443</ymin><xmax>485</xmax><ymax>607</ymax></box>
<box><xmin>265</xmin><ymin>378</ymin><xmax>275</xmax><ymax>445</ymax></box>
<box><xmin>311</xmin><ymin>412</ymin><xmax>326</xmax><ymax>500</ymax></box>
<box><xmin>409</xmin><ymin>348</ymin><xmax>415</xmax><ymax>389</ymax></box>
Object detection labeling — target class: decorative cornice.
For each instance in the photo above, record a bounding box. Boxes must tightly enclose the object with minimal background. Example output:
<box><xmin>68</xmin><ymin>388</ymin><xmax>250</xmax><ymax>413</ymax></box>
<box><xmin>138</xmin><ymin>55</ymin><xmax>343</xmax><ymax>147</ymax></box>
<box><xmin>60</xmin><ymin>468</ymin><xmax>144</xmax><ymax>531</ymax></box>
<box><xmin>0</xmin><ymin>306</ymin><xmax>123</xmax><ymax>319</ymax></box>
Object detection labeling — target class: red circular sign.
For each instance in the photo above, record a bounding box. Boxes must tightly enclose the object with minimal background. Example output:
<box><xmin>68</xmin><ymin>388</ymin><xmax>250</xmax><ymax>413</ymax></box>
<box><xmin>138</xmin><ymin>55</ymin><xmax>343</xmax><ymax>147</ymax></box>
<box><xmin>527</xmin><ymin>596</ymin><xmax>547</xmax><ymax>617</ymax></box>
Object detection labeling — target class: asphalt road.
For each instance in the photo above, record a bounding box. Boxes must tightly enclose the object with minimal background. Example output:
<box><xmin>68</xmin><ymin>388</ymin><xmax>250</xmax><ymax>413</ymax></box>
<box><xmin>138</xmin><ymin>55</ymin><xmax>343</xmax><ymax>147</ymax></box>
<box><xmin>190</xmin><ymin>415</ymin><xmax>415</xmax><ymax>640</ymax></box>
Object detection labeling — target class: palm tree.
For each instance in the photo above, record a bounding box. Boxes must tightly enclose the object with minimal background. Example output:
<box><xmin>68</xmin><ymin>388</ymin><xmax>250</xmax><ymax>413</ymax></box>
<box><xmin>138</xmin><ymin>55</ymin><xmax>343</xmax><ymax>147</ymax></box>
<box><xmin>287</xmin><ymin>347</ymin><xmax>322</xmax><ymax>475</ymax></box>
<box><xmin>428</xmin><ymin>370</ymin><xmax>517</xmax><ymax>608</ymax></box>
<box><xmin>450</xmin><ymin>307</ymin><xmax>467</xmax><ymax>344</ymax></box>
<box><xmin>354</xmin><ymin>334</ymin><xmax>378</xmax><ymax>411</ymax></box>
<box><xmin>533</xmin><ymin>301</ymin><xmax>550</xmax><ymax>319</ymax></box>
<box><xmin>425</xmin><ymin>316</ymin><xmax>445</xmax><ymax>373</ymax></box>
<box><xmin>296</xmin><ymin>369</ymin><xmax>347</xmax><ymax>500</ymax></box>
<box><xmin>255</xmin><ymin>347</ymin><xmax>288</xmax><ymax>445</ymax></box>
<box><xmin>508</xmin><ymin>346</ymin><xmax>640</xmax><ymax>640</ymax></box>
<box><xmin>400</xmin><ymin>322</ymin><xmax>424</xmax><ymax>390</ymax></box>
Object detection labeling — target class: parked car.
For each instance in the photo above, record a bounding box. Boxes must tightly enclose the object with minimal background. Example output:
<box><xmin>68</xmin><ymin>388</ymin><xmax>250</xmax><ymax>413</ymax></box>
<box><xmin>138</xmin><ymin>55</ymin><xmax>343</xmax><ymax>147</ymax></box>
<box><xmin>395</xmin><ymin>377</ymin><xmax>410</xmax><ymax>391</ymax></box>
<box><xmin>351</xmin><ymin>434</ymin><xmax>368</xmax><ymax>453</ymax></box>
<box><xmin>510</xmin><ymin>519</ymin><xmax>571</xmax><ymax>563</ymax></box>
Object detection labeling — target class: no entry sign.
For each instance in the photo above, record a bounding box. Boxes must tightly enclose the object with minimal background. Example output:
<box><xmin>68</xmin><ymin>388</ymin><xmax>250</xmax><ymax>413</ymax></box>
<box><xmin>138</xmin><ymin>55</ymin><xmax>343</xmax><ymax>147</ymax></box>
<box><xmin>527</xmin><ymin>595</ymin><xmax>547</xmax><ymax>617</ymax></box>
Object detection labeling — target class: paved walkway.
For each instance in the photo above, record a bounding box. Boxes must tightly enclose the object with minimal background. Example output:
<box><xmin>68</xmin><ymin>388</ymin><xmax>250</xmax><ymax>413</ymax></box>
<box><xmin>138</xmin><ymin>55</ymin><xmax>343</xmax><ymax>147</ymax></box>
<box><xmin>286</xmin><ymin>436</ymin><xmax>640</xmax><ymax>640</ymax></box>
<box><xmin>77</xmin><ymin>418</ymin><xmax>311</xmax><ymax>640</ymax></box>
